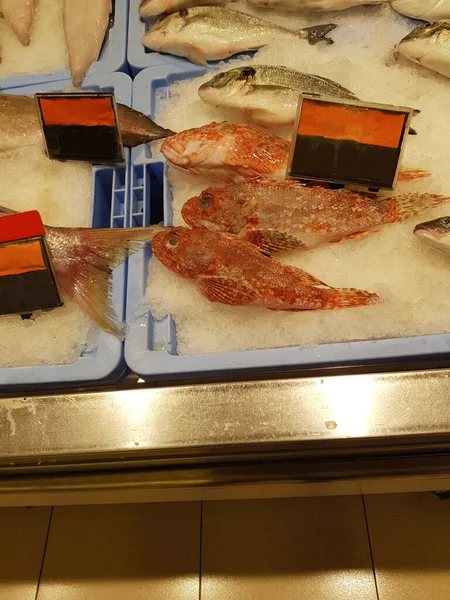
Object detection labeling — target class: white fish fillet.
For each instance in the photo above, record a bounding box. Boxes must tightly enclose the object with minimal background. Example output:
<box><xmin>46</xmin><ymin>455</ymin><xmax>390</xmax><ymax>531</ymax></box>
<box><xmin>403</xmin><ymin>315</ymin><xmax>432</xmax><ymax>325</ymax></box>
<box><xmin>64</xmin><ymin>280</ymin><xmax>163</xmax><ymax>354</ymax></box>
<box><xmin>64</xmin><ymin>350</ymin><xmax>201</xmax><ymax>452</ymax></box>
<box><xmin>391</xmin><ymin>0</ymin><xmax>450</xmax><ymax>21</ymax></box>
<box><xmin>0</xmin><ymin>0</ymin><xmax>37</xmax><ymax>46</ymax></box>
<box><xmin>63</xmin><ymin>0</ymin><xmax>112</xmax><ymax>87</ymax></box>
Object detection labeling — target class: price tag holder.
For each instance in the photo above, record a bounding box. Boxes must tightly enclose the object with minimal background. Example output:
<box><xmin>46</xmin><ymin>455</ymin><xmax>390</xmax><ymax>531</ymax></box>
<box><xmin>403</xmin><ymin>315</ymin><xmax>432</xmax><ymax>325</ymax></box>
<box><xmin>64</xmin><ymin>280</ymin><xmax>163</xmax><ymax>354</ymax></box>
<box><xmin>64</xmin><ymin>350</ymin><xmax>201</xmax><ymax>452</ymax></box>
<box><xmin>35</xmin><ymin>92</ymin><xmax>124</xmax><ymax>164</ymax></box>
<box><xmin>0</xmin><ymin>211</ymin><xmax>62</xmax><ymax>316</ymax></box>
<box><xmin>287</xmin><ymin>95</ymin><xmax>414</xmax><ymax>191</ymax></box>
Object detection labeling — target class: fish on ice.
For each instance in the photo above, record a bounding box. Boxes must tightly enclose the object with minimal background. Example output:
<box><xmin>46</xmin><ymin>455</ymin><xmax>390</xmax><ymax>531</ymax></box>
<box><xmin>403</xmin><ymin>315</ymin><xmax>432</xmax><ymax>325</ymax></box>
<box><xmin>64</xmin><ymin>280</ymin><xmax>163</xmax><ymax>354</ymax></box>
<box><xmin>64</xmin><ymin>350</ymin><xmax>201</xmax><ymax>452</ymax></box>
<box><xmin>397</xmin><ymin>21</ymin><xmax>450</xmax><ymax>79</ymax></box>
<box><xmin>0</xmin><ymin>205</ymin><xmax>166</xmax><ymax>338</ymax></box>
<box><xmin>63</xmin><ymin>0</ymin><xmax>112</xmax><ymax>87</ymax></box>
<box><xmin>198</xmin><ymin>65</ymin><xmax>357</xmax><ymax>129</ymax></box>
<box><xmin>0</xmin><ymin>93</ymin><xmax>174</xmax><ymax>153</ymax></box>
<box><xmin>139</xmin><ymin>0</ymin><xmax>231</xmax><ymax>18</ymax></box>
<box><xmin>0</xmin><ymin>0</ymin><xmax>37</xmax><ymax>46</ymax></box>
<box><xmin>414</xmin><ymin>216</ymin><xmax>450</xmax><ymax>253</ymax></box>
<box><xmin>152</xmin><ymin>226</ymin><xmax>378</xmax><ymax>310</ymax></box>
<box><xmin>143</xmin><ymin>6</ymin><xmax>337</xmax><ymax>65</ymax></box>
<box><xmin>246</xmin><ymin>0</ymin><xmax>388</xmax><ymax>11</ymax></box>
<box><xmin>391</xmin><ymin>0</ymin><xmax>450</xmax><ymax>21</ymax></box>
<box><xmin>161</xmin><ymin>121</ymin><xmax>429</xmax><ymax>184</ymax></box>
<box><xmin>182</xmin><ymin>180</ymin><xmax>450</xmax><ymax>252</ymax></box>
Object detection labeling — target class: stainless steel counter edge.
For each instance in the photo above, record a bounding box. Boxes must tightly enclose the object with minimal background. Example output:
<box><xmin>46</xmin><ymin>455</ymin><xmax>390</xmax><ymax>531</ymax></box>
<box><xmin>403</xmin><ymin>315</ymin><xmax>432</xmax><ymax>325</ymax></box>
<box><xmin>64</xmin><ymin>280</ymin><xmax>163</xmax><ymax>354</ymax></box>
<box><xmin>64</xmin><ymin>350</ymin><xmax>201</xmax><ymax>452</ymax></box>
<box><xmin>0</xmin><ymin>367</ymin><xmax>450</xmax><ymax>483</ymax></box>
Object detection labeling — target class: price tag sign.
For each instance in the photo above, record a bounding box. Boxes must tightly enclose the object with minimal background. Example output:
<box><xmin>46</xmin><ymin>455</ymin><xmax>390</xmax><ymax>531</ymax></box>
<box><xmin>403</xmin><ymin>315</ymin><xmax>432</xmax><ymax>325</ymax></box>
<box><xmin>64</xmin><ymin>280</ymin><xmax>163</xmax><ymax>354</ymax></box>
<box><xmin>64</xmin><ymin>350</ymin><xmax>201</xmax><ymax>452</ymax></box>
<box><xmin>287</xmin><ymin>95</ymin><xmax>414</xmax><ymax>190</ymax></box>
<box><xmin>35</xmin><ymin>92</ymin><xmax>124</xmax><ymax>164</ymax></box>
<box><xmin>0</xmin><ymin>211</ymin><xmax>62</xmax><ymax>316</ymax></box>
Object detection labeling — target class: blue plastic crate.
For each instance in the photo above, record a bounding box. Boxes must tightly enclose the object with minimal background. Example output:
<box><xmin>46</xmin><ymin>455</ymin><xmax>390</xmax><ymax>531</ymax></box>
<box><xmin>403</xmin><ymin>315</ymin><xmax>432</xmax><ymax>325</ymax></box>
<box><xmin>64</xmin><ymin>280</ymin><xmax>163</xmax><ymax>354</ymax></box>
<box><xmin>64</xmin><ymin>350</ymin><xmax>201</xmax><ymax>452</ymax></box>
<box><xmin>0</xmin><ymin>0</ymin><xmax>129</xmax><ymax>91</ymax></box>
<box><xmin>127</xmin><ymin>0</ymin><xmax>255</xmax><ymax>74</ymax></box>
<box><xmin>0</xmin><ymin>72</ymin><xmax>133</xmax><ymax>389</ymax></box>
<box><xmin>126</xmin><ymin>63</ymin><xmax>450</xmax><ymax>381</ymax></box>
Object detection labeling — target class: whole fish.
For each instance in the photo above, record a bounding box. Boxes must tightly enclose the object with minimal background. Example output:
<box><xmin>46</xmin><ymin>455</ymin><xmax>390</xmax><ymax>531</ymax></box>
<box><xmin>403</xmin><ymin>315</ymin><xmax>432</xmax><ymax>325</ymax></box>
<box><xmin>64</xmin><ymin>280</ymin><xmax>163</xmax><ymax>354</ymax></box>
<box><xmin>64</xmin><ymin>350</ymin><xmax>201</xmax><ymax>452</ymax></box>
<box><xmin>152</xmin><ymin>226</ymin><xmax>378</xmax><ymax>310</ymax></box>
<box><xmin>143</xmin><ymin>6</ymin><xmax>337</xmax><ymax>66</ymax></box>
<box><xmin>246</xmin><ymin>0</ymin><xmax>388</xmax><ymax>11</ymax></box>
<box><xmin>391</xmin><ymin>1</ymin><xmax>450</xmax><ymax>21</ymax></box>
<box><xmin>63</xmin><ymin>0</ymin><xmax>112</xmax><ymax>87</ymax></box>
<box><xmin>414</xmin><ymin>216</ymin><xmax>450</xmax><ymax>253</ymax></box>
<box><xmin>198</xmin><ymin>65</ymin><xmax>357</xmax><ymax>128</ymax></box>
<box><xmin>182</xmin><ymin>180</ymin><xmax>450</xmax><ymax>252</ymax></box>
<box><xmin>0</xmin><ymin>0</ymin><xmax>37</xmax><ymax>46</ymax></box>
<box><xmin>0</xmin><ymin>205</ymin><xmax>165</xmax><ymax>338</ymax></box>
<box><xmin>161</xmin><ymin>121</ymin><xmax>429</xmax><ymax>184</ymax></box>
<box><xmin>0</xmin><ymin>93</ymin><xmax>174</xmax><ymax>153</ymax></box>
<box><xmin>139</xmin><ymin>0</ymin><xmax>231</xmax><ymax>18</ymax></box>
<box><xmin>398</xmin><ymin>22</ymin><xmax>450</xmax><ymax>79</ymax></box>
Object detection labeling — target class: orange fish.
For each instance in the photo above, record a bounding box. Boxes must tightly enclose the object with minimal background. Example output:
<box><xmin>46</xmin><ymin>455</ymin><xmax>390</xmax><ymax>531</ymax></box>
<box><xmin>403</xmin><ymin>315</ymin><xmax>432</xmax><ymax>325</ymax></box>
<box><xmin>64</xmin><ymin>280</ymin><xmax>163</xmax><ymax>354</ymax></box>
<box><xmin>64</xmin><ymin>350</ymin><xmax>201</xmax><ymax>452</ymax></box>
<box><xmin>161</xmin><ymin>121</ymin><xmax>430</xmax><ymax>184</ymax></box>
<box><xmin>182</xmin><ymin>179</ymin><xmax>450</xmax><ymax>252</ymax></box>
<box><xmin>152</xmin><ymin>227</ymin><xmax>378</xmax><ymax>310</ymax></box>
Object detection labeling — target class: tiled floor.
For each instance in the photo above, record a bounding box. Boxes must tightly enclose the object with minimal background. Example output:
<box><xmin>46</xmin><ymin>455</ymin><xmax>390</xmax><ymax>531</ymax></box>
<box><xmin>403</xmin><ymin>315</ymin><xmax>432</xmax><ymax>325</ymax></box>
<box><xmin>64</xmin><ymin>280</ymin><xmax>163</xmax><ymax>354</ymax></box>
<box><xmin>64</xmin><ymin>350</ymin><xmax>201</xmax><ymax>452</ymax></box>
<box><xmin>1</xmin><ymin>493</ymin><xmax>450</xmax><ymax>599</ymax></box>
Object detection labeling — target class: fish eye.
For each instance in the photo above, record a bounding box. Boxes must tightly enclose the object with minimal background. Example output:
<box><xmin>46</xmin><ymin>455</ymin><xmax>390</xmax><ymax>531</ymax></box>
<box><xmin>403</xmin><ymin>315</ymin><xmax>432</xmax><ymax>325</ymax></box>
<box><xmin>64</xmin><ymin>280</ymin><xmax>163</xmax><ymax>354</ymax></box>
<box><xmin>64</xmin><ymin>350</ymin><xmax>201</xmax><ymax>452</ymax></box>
<box><xmin>441</xmin><ymin>217</ymin><xmax>450</xmax><ymax>226</ymax></box>
<box><xmin>238</xmin><ymin>66</ymin><xmax>256</xmax><ymax>81</ymax></box>
<box><xmin>200</xmin><ymin>195</ymin><xmax>213</xmax><ymax>209</ymax></box>
<box><xmin>166</xmin><ymin>235</ymin><xmax>178</xmax><ymax>248</ymax></box>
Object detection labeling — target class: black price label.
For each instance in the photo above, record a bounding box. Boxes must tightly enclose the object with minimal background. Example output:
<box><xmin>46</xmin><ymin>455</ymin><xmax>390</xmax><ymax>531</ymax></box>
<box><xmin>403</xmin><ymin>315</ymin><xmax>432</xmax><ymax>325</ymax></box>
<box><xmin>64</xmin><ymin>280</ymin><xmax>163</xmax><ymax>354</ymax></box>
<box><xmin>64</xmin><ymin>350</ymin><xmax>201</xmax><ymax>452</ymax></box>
<box><xmin>287</xmin><ymin>96</ymin><xmax>414</xmax><ymax>191</ymax></box>
<box><xmin>35</xmin><ymin>92</ymin><xmax>124</xmax><ymax>164</ymax></box>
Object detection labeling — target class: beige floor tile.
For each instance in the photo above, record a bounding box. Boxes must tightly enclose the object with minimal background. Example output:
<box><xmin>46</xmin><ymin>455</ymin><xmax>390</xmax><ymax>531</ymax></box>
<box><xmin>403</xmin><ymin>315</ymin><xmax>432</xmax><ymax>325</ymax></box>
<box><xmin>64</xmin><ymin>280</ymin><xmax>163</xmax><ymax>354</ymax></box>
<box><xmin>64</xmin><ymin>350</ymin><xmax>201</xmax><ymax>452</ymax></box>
<box><xmin>365</xmin><ymin>492</ymin><xmax>450</xmax><ymax>600</ymax></box>
<box><xmin>201</xmin><ymin>496</ymin><xmax>377</xmax><ymax>600</ymax></box>
<box><xmin>0</xmin><ymin>506</ymin><xmax>51</xmax><ymax>600</ymax></box>
<box><xmin>37</xmin><ymin>502</ymin><xmax>201</xmax><ymax>600</ymax></box>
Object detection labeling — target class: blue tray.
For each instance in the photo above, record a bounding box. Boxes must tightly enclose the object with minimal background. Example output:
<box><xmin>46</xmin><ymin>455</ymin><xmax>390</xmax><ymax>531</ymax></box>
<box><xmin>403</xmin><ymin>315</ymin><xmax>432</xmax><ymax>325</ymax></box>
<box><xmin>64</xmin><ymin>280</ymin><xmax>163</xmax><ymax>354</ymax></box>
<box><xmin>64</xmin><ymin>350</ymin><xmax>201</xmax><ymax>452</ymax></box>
<box><xmin>0</xmin><ymin>0</ymin><xmax>129</xmax><ymax>91</ymax></box>
<box><xmin>0</xmin><ymin>72</ymin><xmax>132</xmax><ymax>389</ymax></box>
<box><xmin>127</xmin><ymin>0</ymin><xmax>255</xmax><ymax>74</ymax></box>
<box><xmin>126</xmin><ymin>63</ymin><xmax>450</xmax><ymax>380</ymax></box>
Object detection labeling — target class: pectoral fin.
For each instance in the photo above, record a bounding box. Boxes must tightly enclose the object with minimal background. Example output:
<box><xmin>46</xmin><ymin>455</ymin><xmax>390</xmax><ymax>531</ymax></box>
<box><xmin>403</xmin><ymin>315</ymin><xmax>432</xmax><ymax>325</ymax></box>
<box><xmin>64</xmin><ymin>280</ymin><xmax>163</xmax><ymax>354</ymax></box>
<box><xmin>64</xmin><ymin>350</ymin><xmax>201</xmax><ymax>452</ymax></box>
<box><xmin>185</xmin><ymin>42</ymin><xmax>208</xmax><ymax>66</ymax></box>
<box><xmin>244</xmin><ymin>229</ymin><xmax>305</xmax><ymax>253</ymax></box>
<box><xmin>199</xmin><ymin>275</ymin><xmax>258</xmax><ymax>305</ymax></box>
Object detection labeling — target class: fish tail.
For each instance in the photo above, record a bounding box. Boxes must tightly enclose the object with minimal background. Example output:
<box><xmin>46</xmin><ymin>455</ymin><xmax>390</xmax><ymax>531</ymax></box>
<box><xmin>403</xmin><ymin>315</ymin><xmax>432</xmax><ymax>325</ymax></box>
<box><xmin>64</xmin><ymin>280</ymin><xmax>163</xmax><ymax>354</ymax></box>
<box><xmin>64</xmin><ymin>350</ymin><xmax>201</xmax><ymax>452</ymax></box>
<box><xmin>51</xmin><ymin>225</ymin><xmax>167</xmax><ymax>338</ymax></box>
<box><xmin>300</xmin><ymin>23</ymin><xmax>337</xmax><ymax>46</ymax></box>
<box><xmin>390</xmin><ymin>193</ymin><xmax>450</xmax><ymax>223</ymax></box>
<box><xmin>397</xmin><ymin>168</ymin><xmax>431</xmax><ymax>182</ymax></box>
<box><xmin>323</xmin><ymin>287</ymin><xmax>378</xmax><ymax>310</ymax></box>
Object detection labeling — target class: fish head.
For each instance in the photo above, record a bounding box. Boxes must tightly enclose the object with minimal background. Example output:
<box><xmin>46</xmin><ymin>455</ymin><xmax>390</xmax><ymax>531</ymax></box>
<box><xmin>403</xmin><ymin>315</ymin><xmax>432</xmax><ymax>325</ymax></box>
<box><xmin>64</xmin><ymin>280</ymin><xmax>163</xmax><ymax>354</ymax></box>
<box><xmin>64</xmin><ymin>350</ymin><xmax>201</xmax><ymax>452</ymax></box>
<box><xmin>144</xmin><ymin>11</ymin><xmax>187</xmax><ymax>49</ymax></box>
<box><xmin>198</xmin><ymin>67</ymin><xmax>256</xmax><ymax>107</ymax></box>
<box><xmin>152</xmin><ymin>226</ymin><xmax>215</xmax><ymax>278</ymax></box>
<box><xmin>414</xmin><ymin>216</ymin><xmax>450</xmax><ymax>253</ymax></box>
<box><xmin>398</xmin><ymin>21</ymin><xmax>450</xmax><ymax>66</ymax></box>
<box><xmin>182</xmin><ymin>185</ymin><xmax>254</xmax><ymax>233</ymax></box>
<box><xmin>161</xmin><ymin>122</ymin><xmax>226</xmax><ymax>169</ymax></box>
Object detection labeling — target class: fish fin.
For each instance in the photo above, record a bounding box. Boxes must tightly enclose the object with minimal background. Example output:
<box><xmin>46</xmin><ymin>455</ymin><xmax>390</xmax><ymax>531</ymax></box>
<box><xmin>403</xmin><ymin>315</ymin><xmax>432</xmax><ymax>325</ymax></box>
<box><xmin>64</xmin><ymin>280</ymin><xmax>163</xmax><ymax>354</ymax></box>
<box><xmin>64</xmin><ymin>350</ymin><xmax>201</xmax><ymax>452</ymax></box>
<box><xmin>389</xmin><ymin>193</ymin><xmax>450</xmax><ymax>223</ymax></box>
<box><xmin>266</xmin><ymin>287</ymin><xmax>378</xmax><ymax>311</ymax></box>
<box><xmin>321</xmin><ymin>288</ymin><xmax>379</xmax><ymax>310</ymax></box>
<box><xmin>284</xmin><ymin>265</ymin><xmax>333</xmax><ymax>290</ymax></box>
<box><xmin>397</xmin><ymin>169</ymin><xmax>431</xmax><ymax>182</ymax></box>
<box><xmin>408</xmin><ymin>127</ymin><xmax>417</xmax><ymax>136</ymax></box>
<box><xmin>300</xmin><ymin>23</ymin><xmax>336</xmax><ymax>46</ymax></box>
<box><xmin>337</xmin><ymin>229</ymin><xmax>380</xmax><ymax>241</ymax></box>
<box><xmin>185</xmin><ymin>42</ymin><xmax>209</xmax><ymax>66</ymax></box>
<box><xmin>199</xmin><ymin>275</ymin><xmax>258</xmax><ymax>306</ymax></box>
<box><xmin>50</xmin><ymin>226</ymin><xmax>167</xmax><ymax>338</ymax></box>
<box><xmin>245</xmin><ymin>229</ymin><xmax>305</xmax><ymax>253</ymax></box>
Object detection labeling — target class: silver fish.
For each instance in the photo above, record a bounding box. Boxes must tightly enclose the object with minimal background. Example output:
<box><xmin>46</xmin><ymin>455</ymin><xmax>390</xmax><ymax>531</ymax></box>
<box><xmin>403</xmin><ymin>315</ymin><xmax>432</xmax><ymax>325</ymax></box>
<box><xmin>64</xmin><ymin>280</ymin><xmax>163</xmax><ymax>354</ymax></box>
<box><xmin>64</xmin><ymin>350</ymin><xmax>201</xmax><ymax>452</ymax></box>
<box><xmin>139</xmin><ymin>0</ymin><xmax>231</xmax><ymax>18</ymax></box>
<box><xmin>398</xmin><ymin>21</ymin><xmax>450</xmax><ymax>79</ymax></box>
<box><xmin>246</xmin><ymin>0</ymin><xmax>388</xmax><ymax>11</ymax></box>
<box><xmin>0</xmin><ymin>0</ymin><xmax>37</xmax><ymax>46</ymax></box>
<box><xmin>391</xmin><ymin>0</ymin><xmax>450</xmax><ymax>21</ymax></box>
<box><xmin>143</xmin><ymin>6</ymin><xmax>337</xmax><ymax>66</ymax></box>
<box><xmin>0</xmin><ymin>93</ymin><xmax>174</xmax><ymax>153</ymax></box>
<box><xmin>414</xmin><ymin>216</ymin><xmax>450</xmax><ymax>254</ymax></box>
<box><xmin>63</xmin><ymin>0</ymin><xmax>112</xmax><ymax>87</ymax></box>
<box><xmin>198</xmin><ymin>65</ymin><xmax>357</xmax><ymax>128</ymax></box>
